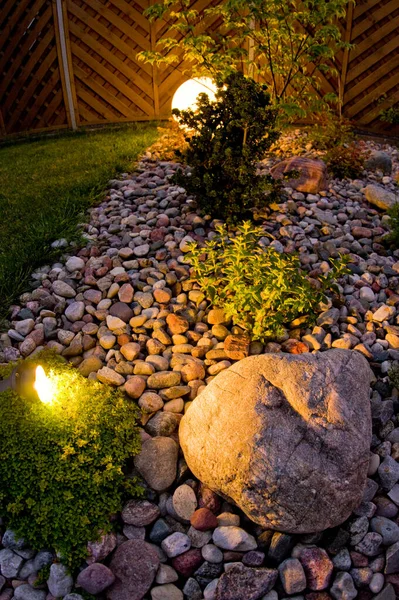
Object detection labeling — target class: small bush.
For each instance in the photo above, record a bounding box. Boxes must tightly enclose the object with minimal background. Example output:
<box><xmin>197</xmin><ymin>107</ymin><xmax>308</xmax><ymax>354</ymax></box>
<box><xmin>172</xmin><ymin>72</ymin><xmax>280</xmax><ymax>223</ymax></box>
<box><xmin>307</xmin><ymin>113</ymin><xmax>353</xmax><ymax>150</ymax></box>
<box><xmin>326</xmin><ymin>143</ymin><xmax>366</xmax><ymax>179</ymax></box>
<box><xmin>0</xmin><ymin>352</ymin><xmax>142</xmax><ymax>569</ymax></box>
<box><xmin>187</xmin><ymin>221</ymin><xmax>350</xmax><ymax>342</ymax></box>
<box><xmin>385</xmin><ymin>203</ymin><xmax>399</xmax><ymax>248</ymax></box>
<box><xmin>380</xmin><ymin>105</ymin><xmax>399</xmax><ymax>125</ymax></box>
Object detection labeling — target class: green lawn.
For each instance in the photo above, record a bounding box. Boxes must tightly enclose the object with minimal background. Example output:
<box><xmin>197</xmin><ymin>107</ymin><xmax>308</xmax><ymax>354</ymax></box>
<box><xmin>0</xmin><ymin>123</ymin><xmax>159</xmax><ymax>322</ymax></box>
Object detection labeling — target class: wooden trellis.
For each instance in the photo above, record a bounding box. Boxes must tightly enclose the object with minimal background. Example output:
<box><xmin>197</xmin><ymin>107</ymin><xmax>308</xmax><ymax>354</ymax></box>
<box><xmin>0</xmin><ymin>0</ymin><xmax>398</xmax><ymax>137</ymax></box>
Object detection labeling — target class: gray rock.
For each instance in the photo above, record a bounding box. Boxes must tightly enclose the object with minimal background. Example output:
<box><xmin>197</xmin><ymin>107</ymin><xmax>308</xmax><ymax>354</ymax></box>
<box><xmin>161</xmin><ymin>532</ymin><xmax>191</xmax><ymax>558</ymax></box>
<box><xmin>134</xmin><ymin>437</ymin><xmax>178</xmax><ymax>492</ymax></box>
<box><xmin>370</xmin><ymin>573</ymin><xmax>385</xmax><ymax>594</ymax></box>
<box><xmin>378</xmin><ymin>456</ymin><xmax>399</xmax><ymax>490</ymax></box>
<box><xmin>201</xmin><ymin>544</ymin><xmax>223</xmax><ymax>563</ymax></box>
<box><xmin>365</xmin><ymin>152</ymin><xmax>392</xmax><ymax>174</ymax></box>
<box><xmin>76</xmin><ymin>563</ymin><xmax>115</xmax><ymax>594</ymax></box>
<box><xmin>350</xmin><ymin>516</ymin><xmax>369</xmax><ymax>545</ymax></box>
<box><xmin>215</xmin><ymin>564</ymin><xmax>278</xmax><ymax>600</ymax></box>
<box><xmin>107</xmin><ymin>540</ymin><xmax>159</xmax><ymax>600</ymax></box>
<box><xmin>332</xmin><ymin>548</ymin><xmax>351</xmax><ymax>571</ymax></box>
<box><xmin>52</xmin><ymin>280</ymin><xmax>76</xmax><ymax>298</ymax></box>
<box><xmin>372</xmin><ymin>584</ymin><xmax>395</xmax><ymax>600</ymax></box>
<box><xmin>355</xmin><ymin>532</ymin><xmax>383</xmax><ymax>556</ymax></box>
<box><xmin>33</xmin><ymin>551</ymin><xmax>53</xmax><ymax>572</ymax></box>
<box><xmin>1</xmin><ymin>530</ymin><xmax>25</xmax><ymax>550</ymax></box>
<box><xmin>183</xmin><ymin>577</ymin><xmax>202</xmax><ymax>600</ymax></box>
<box><xmin>268</xmin><ymin>533</ymin><xmax>294</xmax><ymax>562</ymax></box>
<box><xmin>330</xmin><ymin>572</ymin><xmax>357</xmax><ymax>600</ymax></box>
<box><xmin>13</xmin><ymin>585</ymin><xmax>46</xmax><ymax>600</ymax></box>
<box><xmin>47</xmin><ymin>563</ymin><xmax>73</xmax><ymax>597</ymax></box>
<box><xmin>122</xmin><ymin>500</ymin><xmax>160</xmax><ymax>527</ymax></box>
<box><xmin>278</xmin><ymin>558</ymin><xmax>306</xmax><ymax>594</ymax></box>
<box><xmin>66</xmin><ymin>256</ymin><xmax>85</xmax><ymax>272</ymax></box>
<box><xmin>155</xmin><ymin>564</ymin><xmax>179</xmax><ymax>584</ymax></box>
<box><xmin>0</xmin><ymin>549</ymin><xmax>23</xmax><ymax>578</ymax></box>
<box><xmin>172</xmin><ymin>485</ymin><xmax>198</xmax><ymax>522</ymax></box>
<box><xmin>64</xmin><ymin>595</ymin><xmax>84</xmax><ymax>600</ymax></box>
<box><xmin>65</xmin><ymin>301</ymin><xmax>85</xmax><ymax>322</ymax></box>
<box><xmin>212</xmin><ymin>526</ymin><xmax>257</xmax><ymax>552</ymax></box>
<box><xmin>385</xmin><ymin>540</ymin><xmax>399</xmax><ymax>574</ymax></box>
<box><xmin>150</xmin><ymin>584</ymin><xmax>183</xmax><ymax>600</ymax></box>
<box><xmin>371</xmin><ymin>516</ymin><xmax>399</xmax><ymax>545</ymax></box>
<box><xmin>180</xmin><ymin>350</ymin><xmax>372</xmax><ymax>532</ymax></box>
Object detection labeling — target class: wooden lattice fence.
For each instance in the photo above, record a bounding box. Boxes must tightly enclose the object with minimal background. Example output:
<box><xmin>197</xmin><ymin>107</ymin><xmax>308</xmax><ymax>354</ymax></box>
<box><xmin>0</xmin><ymin>0</ymin><xmax>398</xmax><ymax>137</ymax></box>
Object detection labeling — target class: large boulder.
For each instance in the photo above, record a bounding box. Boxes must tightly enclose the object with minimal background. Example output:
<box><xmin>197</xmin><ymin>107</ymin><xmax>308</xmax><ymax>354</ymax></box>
<box><xmin>180</xmin><ymin>349</ymin><xmax>372</xmax><ymax>533</ymax></box>
<box><xmin>270</xmin><ymin>157</ymin><xmax>327</xmax><ymax>194</ymax></box>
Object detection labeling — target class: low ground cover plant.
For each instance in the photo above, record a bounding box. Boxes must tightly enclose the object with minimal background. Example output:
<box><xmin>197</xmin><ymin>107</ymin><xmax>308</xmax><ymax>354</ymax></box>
<box><xmin>0</xmin><ymin>352</ymin><xmax>142</xmax><ymax>569</ymax></box>
<box><xmin>172</xmin><ymin>72</ymin><xmax>281</xmax><ymax>223</ymax></box>
<box><xmin>307</xmin><ymin>113</ymin><xmax>353</xmax><ymax>150</ymax></box>
<box><xmin>325</xmin><ymin>142</ymin><xmax>366</xmax><ymax>179</ymax></box>
<box><xmin>187</xmin><ymin>222</ymin><xmax>350</xmax><ymax>342</ymax></box>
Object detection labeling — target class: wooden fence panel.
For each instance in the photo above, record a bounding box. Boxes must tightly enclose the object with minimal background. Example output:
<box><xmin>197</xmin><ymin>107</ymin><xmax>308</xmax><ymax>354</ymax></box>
<box><xmin>1</xmin><ymin>0</ymin><xmax>399</xmax><ymax>137</ymax></box>
<box><xmin>0</xmin><ymin>0</ymin><xmax>68</xmax><ymax>135</ymax></box>
<box><xmin>66</xmin><ymin>0</ymin><xmax>163</xmax><ymax>124</ymax></box>
<box><xmin>343</xmin><ymin>0</ymin><xmax>399</xmax><ymax>132</ymax></box>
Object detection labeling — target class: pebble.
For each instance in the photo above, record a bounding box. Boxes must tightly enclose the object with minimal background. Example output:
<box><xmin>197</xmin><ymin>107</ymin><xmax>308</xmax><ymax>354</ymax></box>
<box><xmin>2</xmin><ymin>137</ymin><xmax>399</xmax><ymax>600</ymax></box>
<box><xmin>212</xmin><ymin>526</ymin><xmax>257</xmax><ymax>552</ymax></box>
<box><xmin>161</xmin><ymin>533</ymin><xmax>191</xmax><ymax>558</ymax></box>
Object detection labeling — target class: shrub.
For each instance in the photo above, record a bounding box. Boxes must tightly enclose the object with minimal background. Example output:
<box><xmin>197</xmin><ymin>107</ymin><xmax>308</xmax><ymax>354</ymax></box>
<box><xmin>0</xmin><ymin>352</ymin><xmax>142</xmax><ymax>569</ymax></box>
<box><xmin>171</xmin><ymin>72</ymin><xmax>280</xmax><ymax>223</ymax></box>
<box><xmin>385</xmin><ymin>203</ymin><xmax>399</xmax><ymax>248</ymax></box>
<box><xmin>307</xmin><ymin>113</ymin><xmax>353</xmax><ymax>150</ymax></box>
<box><xmin>380</xmin><ymin>105</ymin><xmax>399</xmax><ymax>125</ymax></box>
<box><xmin>326</xmin><ymin>143</ymin><xmax>366</xmax><ymax>179</ymax></box>
<box><xmin>186</xmin><ymin>221</ymin><xmax>350</xmax><ymax>342</ymax></box>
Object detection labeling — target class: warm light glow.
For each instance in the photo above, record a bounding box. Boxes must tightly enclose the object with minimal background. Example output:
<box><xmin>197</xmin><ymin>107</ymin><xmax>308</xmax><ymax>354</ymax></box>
<box><xmin>34</xmin><ymin>366</ymin><xmax>55</xmax><ymax>405</ymax></box>
<box><xmin>172</xmin><ymin>77</ymin><xmax>217</xmax><ymax>112</ymax></box>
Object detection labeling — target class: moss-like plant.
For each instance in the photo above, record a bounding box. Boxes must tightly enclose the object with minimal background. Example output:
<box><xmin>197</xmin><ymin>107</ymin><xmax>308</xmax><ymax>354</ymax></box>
<box><xmin>187</xmin><ymin>221</ymin><xmax>350</xmax><ymax>341</ymax></box>
<box><xmin>171</xmin><ymin>72</ymin><xmax>281</xmax><ymax>223</ymax></box>
<box><xmin>0</xmin><ymin>352</ymin><xmax>142</xmax><ymax>569</ymax></box>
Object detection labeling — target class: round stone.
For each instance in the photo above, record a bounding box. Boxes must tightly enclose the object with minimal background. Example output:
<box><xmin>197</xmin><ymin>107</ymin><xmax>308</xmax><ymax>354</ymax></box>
<box><xmin>124</xmin><ymin>376</ymin><xmax>146</xmax><ymax>399</ymax></box>
<box><xmin>161</xmin><ymin>532</ymin><xmax>191</xmax><ymax>558</ymax></box>
<box><xmin>107</xmin><ymin>540</ymin><xmax>159</xmax><ymax>600</ymax></box>
<box><xmin>76</xmin><ymin>563</ymin><xmax>115</xmax><ymax>594</ymax></box>
<box><xmin>122</xmin><ymin>500</ymin><xmax>160</xmax><ymax>526</ymax></box>
<box><xmin>173</xmin><ymin>485</ymin><xmax>198</xmax><ymax>522</ymax></box>
<box><xmin>134</xmin><ymin>437</ymin><xmax>178</xmax><ymax>492</ymax></box>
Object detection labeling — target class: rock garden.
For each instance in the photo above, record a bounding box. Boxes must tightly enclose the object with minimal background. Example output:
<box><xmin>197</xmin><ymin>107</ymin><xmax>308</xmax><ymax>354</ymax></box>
<box><xmin>1</xmin><ymin>3</ymin><xmax>399</xmax><ymax>598</ymax></box>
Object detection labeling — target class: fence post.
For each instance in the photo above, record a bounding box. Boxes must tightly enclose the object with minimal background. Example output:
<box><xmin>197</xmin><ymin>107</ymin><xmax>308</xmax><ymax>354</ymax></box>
<box><xmin>52</xmin><ymin>0</ymin><xmax>78</xmax><ymax>130</ymax></box>
<box><xmin>340</xmin><ymin>1</ymin><xmax>354</xmax><ymax>119</ymax></box>
<box><xmin>149</xmin><ymin>0</ymin><xmax>160</xmax><ymax>118</ymax></box>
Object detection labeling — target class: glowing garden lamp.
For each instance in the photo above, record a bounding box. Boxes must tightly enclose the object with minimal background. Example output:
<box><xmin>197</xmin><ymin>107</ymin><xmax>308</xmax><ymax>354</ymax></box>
<box><xmin>0</xmin><ymin>362</ymin><xmax>55</xmax><ymax>404</ymax></box>
<box><xmin>171</xmin><ymin>77</ymin><xmax>217</xmax><ymax>112</ymax></box>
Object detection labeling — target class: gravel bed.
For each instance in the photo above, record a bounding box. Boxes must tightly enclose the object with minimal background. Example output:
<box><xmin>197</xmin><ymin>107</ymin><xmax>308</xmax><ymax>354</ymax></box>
<box><xmin>1</xmin><ymin>133</ymin><xmax>399</xmax><ymax>600</ymax></box>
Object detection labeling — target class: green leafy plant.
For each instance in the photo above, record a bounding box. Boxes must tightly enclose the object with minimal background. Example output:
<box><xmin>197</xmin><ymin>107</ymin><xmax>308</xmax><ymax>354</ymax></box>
<box><xmin>326</xmin><ymin>143</ymin><xmax>366</xmax><ymax>179</ymax></box>
<box><xmin>0</xmin><ymin>352</ymin><xmax>142</xmax><ymax>569</ymax></box>
<box><xmin>380</xmin><ymin>105</ymin><xmax>399</xmax><ymax>125</ymax></box>
<box><xmin>384</xmin><ymin>203</ymin><xmax>399</xmax><ymax>248</ymax></box>
<box><xmin>186</xmin><ymin>221</ymin><xmax>350</xmax><ymax>341</ymax></box>
<box><xmin>307</xmin><ymin>112</ymin><xmax>354</xmax><ymax>150</ymax></box>
<box><xmin>171</xmin><ymin>72</ymin><xmax>280</xmax><ymax>222</ymax></box>
<box><xmin>139</xmin><ymin>0</ymin><xmax>353</xmax><ymax>119</ymax></box>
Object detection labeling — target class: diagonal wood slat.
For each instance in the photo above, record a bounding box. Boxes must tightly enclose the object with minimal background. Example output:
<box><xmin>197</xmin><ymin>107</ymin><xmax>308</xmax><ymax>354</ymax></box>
<box><xmin>0</xmin><ymin>0</ymin><xmax>68</xmax><ymax>135</ymax></box>
<box><xmin>1</xmin><ymin>0</ymin><xmax>398</xmax><ymax>136</ymax></box>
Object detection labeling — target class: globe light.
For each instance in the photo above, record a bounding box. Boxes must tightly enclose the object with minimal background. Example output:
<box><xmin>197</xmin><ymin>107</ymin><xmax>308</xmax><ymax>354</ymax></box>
<box><xmin>0</xmin><ymin>361</ymin><xmax>55</xmax><ymax>404</ymax></box>
<box><xmin>171</xmin><ymin>77</ymin><xmax>217</xmax><ymax>112</ymax></box>
<box><xmin>34</xmin><ymin>365</ymin><xmax>55</xmax><ymax>405</ymax></box>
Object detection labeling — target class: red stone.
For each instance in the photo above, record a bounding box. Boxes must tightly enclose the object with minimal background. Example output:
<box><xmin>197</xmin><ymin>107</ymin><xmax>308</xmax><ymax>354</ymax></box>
<box><xmin>270</xmin><ymin>157</ymin><xmax>327</xmax><ymax>194</ymax></box>
<box><xmin>190</xmin><ymin>508</ymin><xmax>218</xmax><ymax>531</ymax></box>
<box><xmin>299</xmin><ymin>548</ymin><xmax>333</xmax><ymax>591</ymax></box>
<box><xmin>282</xmin><ymin>339</ymin><xmax>310</xmax><ymax>354</ymax></box>
<box><xmin>172</xmin><ymin>549</ymin><xmax>203</xmax><ymax>577</ymax></box>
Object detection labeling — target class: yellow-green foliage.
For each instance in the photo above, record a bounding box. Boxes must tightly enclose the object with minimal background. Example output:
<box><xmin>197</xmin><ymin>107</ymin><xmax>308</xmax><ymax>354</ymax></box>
<box><xmin>0</xmin><ymin>352</ymin><xmax>142</xmax><ymax>569</ymax></box>
<box><xmin>187</xmin><ymin>222</ymin><xmax>350</xmax><ymax>342</ymax></box>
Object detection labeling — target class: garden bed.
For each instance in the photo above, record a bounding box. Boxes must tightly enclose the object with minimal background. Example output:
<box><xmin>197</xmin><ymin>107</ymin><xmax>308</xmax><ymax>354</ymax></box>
<box><xmin>1</xmin><ymin>130</ymin><xmax>399</xmax><ymax>600</ymax></box>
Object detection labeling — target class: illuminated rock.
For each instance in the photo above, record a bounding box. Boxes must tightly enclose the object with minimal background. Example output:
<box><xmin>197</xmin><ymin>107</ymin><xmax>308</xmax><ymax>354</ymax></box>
<box><xmin>180</xmin><ymin>349</ymin><xmax>372</xmax><ymax>533</ymax></box>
